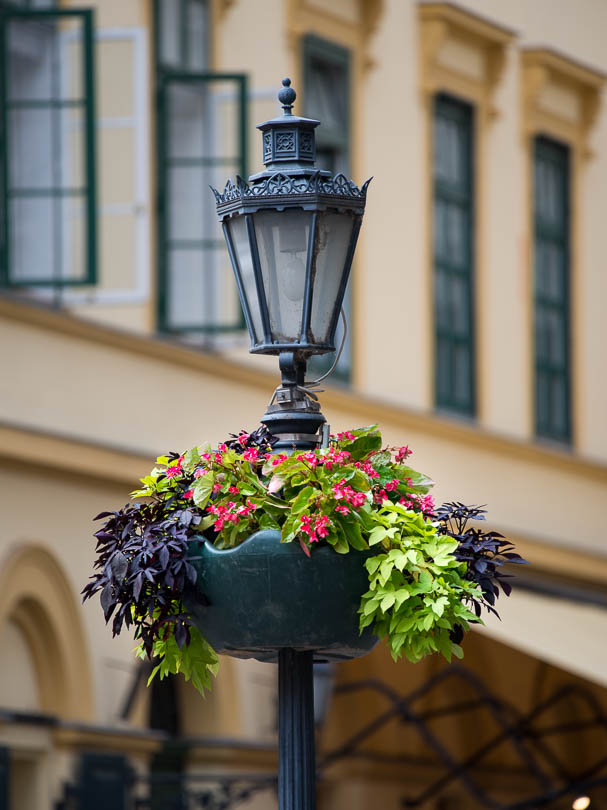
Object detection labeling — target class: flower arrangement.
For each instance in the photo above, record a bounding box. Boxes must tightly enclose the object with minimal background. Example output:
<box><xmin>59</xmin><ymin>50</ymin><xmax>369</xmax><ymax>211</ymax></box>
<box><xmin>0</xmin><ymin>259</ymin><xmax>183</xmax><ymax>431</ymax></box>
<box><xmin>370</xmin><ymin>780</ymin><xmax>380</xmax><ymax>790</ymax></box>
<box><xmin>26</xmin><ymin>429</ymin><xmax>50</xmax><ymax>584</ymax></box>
<box><xmin>83</xmin><ymin>425</ymin><xmax>526</xmax><ymax>695</ymax></box>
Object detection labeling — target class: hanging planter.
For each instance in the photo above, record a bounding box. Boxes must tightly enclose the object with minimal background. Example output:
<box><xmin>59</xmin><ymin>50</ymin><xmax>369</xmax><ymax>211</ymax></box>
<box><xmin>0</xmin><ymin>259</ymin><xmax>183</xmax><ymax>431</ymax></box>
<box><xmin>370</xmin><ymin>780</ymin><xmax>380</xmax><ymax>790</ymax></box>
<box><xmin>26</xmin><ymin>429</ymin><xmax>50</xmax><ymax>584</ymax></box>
<box><xmin>83</xmin><ymin>425</ymin><xmax>527</xmax><ymax>695</ymax></box>
<box><xmin>186</xmin><ymin>529</ymin><xmax>377</xmax><ymax>662</ymax></box>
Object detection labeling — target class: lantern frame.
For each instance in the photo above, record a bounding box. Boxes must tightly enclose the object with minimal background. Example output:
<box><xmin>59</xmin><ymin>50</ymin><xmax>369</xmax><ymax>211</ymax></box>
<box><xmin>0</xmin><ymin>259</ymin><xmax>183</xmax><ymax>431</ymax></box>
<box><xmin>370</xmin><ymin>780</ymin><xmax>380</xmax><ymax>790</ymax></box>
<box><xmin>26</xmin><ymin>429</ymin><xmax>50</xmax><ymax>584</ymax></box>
<box><xmin>211</xmin><ymin>79</ymin><xmax>370</xmax><ymax>358</ymax></box>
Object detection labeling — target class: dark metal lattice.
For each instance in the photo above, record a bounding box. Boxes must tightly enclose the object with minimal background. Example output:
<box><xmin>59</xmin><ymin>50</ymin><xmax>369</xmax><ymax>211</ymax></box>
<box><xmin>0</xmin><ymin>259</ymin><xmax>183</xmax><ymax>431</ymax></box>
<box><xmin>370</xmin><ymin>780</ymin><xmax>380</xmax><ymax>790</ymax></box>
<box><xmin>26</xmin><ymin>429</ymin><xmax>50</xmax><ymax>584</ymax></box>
<box><xmin>321</xmin><ymin>664</ymin><xmax>607</xmax><ymax>809</ymax></box>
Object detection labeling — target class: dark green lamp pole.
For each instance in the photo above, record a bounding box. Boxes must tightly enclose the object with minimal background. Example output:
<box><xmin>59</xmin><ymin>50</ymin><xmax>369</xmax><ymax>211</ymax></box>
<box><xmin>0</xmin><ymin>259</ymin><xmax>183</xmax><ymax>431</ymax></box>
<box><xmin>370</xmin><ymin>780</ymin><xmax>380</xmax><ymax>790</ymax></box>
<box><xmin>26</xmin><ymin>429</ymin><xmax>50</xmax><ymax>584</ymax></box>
<box><xmin>212</xmin><ymin>78</ymin><xmax>370</xmax><ymax>809</ymax></box>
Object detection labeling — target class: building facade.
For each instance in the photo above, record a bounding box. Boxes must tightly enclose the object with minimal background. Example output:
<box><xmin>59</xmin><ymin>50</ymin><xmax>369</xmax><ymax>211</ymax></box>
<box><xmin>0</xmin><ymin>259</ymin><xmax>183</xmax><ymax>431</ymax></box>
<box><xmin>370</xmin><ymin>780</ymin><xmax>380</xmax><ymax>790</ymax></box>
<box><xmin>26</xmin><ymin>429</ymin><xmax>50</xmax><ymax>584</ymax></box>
<box><xmin>1</xmin><ymin>0</ymin><xmax>607</xmax><ymax>808</ymax></box>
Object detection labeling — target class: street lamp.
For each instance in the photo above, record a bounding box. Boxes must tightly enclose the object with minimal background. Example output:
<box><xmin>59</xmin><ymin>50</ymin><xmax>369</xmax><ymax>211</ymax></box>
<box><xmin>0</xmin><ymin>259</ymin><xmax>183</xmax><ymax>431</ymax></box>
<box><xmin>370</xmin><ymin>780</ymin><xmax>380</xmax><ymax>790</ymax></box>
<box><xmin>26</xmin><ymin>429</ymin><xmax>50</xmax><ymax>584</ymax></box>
<box><xmin>212</xmin><ymin>77</ymin><xmax>370</xmax><ymax>449</ymax></box>
<box><xmin>211</xmin><ymin>78</ymin><xmax>371</xmax><ymax>810</ymax></box>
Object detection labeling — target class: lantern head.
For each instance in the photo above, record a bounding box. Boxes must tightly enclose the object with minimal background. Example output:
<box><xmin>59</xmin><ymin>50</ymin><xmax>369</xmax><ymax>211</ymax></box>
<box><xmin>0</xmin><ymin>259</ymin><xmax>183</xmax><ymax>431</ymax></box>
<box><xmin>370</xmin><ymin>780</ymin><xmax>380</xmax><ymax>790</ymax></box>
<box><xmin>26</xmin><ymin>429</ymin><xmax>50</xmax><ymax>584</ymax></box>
<box><xmin>212</xmin><ymin>78</ymin><xmax>370</xmax><ymax>448</ymax></box>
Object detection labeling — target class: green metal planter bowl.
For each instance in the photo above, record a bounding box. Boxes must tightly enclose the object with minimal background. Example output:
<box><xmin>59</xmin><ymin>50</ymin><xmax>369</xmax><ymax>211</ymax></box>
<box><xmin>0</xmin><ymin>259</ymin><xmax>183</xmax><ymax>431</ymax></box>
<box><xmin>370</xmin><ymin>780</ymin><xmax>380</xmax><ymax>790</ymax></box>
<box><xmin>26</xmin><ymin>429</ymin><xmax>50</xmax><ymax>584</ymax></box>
<box><xmin>186</xmin><ymin>530</ymin><xmax>378</xmax><ymax>663</ymax></box>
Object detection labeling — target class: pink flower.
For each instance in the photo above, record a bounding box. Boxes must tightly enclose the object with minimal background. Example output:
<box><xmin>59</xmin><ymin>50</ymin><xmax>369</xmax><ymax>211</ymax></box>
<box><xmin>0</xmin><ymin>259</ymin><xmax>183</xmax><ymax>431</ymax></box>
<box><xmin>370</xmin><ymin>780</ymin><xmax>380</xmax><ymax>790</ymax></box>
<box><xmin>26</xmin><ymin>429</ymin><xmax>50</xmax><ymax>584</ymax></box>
<box><xmin>218</xmin><ymin>443</ymin><xmax>228</xmax><ymax>452</ymax></box>
<box><xmin>337</xmin><ymin>431</ymin><xmax>356</xmax><ymax>441</ymax></box>
<box><xmin>323</xmin><ymin>448</ymin><xmax>351</xmax><ymax>471</ymax></box>
<box><xmin>374</xmin><ymin>489</ymin><xmax>388</xmax><ymax>504</ymax></box>
<box><xmin>184</xmin><ymin>489</ymin><xmax>194</xmax><ymax>499</ymax></box>
<box><xmin>396</xmin><ymin>445</ymin><xmax>412</xmax><ymax>462</ymax></box>
<box><xmin>165</xmin><ymin>464</ymin><xmax>181</xmax><ymax>479</ymax></box>
<box><xmin>314</xmin><ymin>514</ymin><xmax>330</xmax><ymax>538</ymax></box>
<box><xmin>272</xmin><ymin>454</ymin><xmax>288</xmax><ymax>466</ymax></box>
<box><xmin>350</xmin><ymin>491</ymin><xmax>367</xmax><ymax>508</ymax></box>
<box><xmin>355</xmin><ymin>461</ymin><xmax>380</xmax><ymax>478</ymax></box>
<box><xmin>228</xmin><ymin>485</ymin><xmax>239</xmax><ymax>494</ymax></box>
<box><xmin>243</xmin><ymin>448</ymin><xmax>260</xmax><ymax>462</ymax></box>
<box><xmin>385</xmin><ymin>479</ymin><xmax>399</xmax><ymax>492</ymax></box>
<box><xmin>333</xmin><ymin>479</ymin><xmax>348</xmax><ymax>501</ymax></box>
<box><xmin>237</xmin><ymin>433</ymin><xmax>250</xmax><ymax>447</ymax></box>
<box><xmin>212</xmin><ymin>482</ymin><xmax>222</xmax><ymax>494</ymax></box>
<box><xmin>416</xmin><ymin>494</ymin><xmax>435</xmax><ymax>515</ymax></box>
<box><xmin>298</xmin><ymin>451</ymin><xmax>318</xmax><ymax>467</ymax></box>
<box><xmin>299</xmin><ymin>514</ymin><xmax>317</xmax><ymax>543</ymax></box>
<box><xmin>194</xmin><ymin>467</ymin><xmax>207</xmax><ymax>478</ymax></box>
<box><xmin>200</xmin><ymin>453</ymin><xmax>212</xmax><ymax>461</ymax></box>
<box><xmin>335</xmin><ymin>505</ymin><xmax>350</xmax><ymax>515</ymax></box>
<box><xmin>332</xmin><ymin>480</ymin><xmax>367</xmax><ymax>510</ymax></box>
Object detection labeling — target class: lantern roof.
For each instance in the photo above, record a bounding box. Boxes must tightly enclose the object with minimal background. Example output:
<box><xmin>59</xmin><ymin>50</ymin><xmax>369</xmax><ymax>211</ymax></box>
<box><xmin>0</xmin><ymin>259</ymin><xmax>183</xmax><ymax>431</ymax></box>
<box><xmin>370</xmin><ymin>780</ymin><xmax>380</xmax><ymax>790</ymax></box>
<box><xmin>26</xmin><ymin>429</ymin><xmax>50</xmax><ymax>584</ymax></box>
<box><xmin>251</xmin><ymin>78</ymin><xmax>323</xmax><ymax>180</ymax></box>
<box><xmin>211</xmin><ymin>78</ymin><xmax>371</xmax><ymax>221</ymax></box>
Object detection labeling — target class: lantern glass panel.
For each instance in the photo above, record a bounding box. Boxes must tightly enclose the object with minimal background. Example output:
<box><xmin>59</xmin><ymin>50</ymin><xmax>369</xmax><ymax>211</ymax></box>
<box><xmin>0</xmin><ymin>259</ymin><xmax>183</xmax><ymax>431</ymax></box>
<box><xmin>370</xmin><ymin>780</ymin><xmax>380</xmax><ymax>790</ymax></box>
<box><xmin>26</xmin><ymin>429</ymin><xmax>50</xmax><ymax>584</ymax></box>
<box><xmin>254</xmin><ymin>209</ymin><xmax>314</xmax><ymax>343</ymax></box>
<box><xmin>309</xmin><ymin>211</ymin><xmax>355</xmax><ymax>344</ymax></box>
<box><xmin>227</xmin><ymin>214</ymin><xmax>264</xmax><ymax>344</ymax></box>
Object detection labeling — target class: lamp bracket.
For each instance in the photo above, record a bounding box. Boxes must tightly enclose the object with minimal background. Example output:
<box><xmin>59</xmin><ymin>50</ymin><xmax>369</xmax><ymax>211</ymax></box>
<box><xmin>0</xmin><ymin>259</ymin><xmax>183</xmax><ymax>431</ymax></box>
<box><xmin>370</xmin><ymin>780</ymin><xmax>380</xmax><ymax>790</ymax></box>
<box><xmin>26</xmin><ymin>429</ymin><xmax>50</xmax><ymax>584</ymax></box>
<box><xmin>261</xmin><ymin>352</ymin><xmax>326</xmax><ymax>450</ymax></box>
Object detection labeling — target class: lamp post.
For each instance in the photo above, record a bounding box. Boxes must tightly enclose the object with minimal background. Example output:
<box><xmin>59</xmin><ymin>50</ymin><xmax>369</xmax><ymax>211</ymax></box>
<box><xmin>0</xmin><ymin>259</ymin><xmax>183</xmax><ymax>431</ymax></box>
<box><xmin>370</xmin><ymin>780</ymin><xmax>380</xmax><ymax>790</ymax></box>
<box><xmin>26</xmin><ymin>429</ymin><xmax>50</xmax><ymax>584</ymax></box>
<box><xmin>212</xmin><ymin>78</ymin><xmax>370</xmax><ymax>810</ymax></box>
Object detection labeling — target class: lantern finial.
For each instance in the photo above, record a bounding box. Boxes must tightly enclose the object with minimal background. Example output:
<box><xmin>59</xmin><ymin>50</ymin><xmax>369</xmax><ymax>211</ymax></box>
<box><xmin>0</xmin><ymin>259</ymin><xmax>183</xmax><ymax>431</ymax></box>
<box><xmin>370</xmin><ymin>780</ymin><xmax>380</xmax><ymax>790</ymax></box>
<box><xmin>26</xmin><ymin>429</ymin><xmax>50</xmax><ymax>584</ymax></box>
<box><xmin>278</xmin><ymin>77</ymin><xmax>296</xmax><ymax>115</ymax></box>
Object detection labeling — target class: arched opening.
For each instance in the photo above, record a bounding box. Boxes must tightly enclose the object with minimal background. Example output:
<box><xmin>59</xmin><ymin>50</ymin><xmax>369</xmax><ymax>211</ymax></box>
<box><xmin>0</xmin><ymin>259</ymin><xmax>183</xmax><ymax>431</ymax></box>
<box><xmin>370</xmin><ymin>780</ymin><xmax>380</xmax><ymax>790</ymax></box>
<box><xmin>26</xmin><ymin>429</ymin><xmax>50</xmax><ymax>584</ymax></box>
<box><xmin>0</xmin><ymin>619</ymin><xmax>40</xmax><ymax>713</ymax></box>
<box><xmin>0</xmin><ymin>544</ymin><xmax>93</xmax><ymax>722</ymax></box>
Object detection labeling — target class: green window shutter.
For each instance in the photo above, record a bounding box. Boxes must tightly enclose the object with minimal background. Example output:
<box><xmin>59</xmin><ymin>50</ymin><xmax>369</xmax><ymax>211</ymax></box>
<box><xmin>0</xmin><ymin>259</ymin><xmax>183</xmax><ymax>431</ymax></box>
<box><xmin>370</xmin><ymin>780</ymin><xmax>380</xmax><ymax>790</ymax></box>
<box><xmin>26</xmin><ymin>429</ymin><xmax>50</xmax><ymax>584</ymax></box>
<box><xmin>155</xmin><ymin>0</ymin><xmax>247</xmax><ymax>333</ymax></box>
<box><xmin>0</xmin><ymin>7</ymin><xmax>97</xmax><ymax>287</ymax></box>
<box><xmin>302</xmin><ymin>34</ymin><xmax>351</xmax><ymax>382</ymax></box>
<box><xmin>0</xmin><ymin>747</ymin><xmax>8</xmax><ymax>810</ymax></box>
<box><xmin>433</xmin><ymin>94</ymin><xmax>475</xmax><ymax>416</ymax></box>
<box><xmin>78</xmin><ymin>753</ymin><xmax>130</xmax><ymax>810</ymax></box>
<box><xmin>534</xmin><ymin>136</ymin><xmax>571</xmax><ymax>442</ymax></box>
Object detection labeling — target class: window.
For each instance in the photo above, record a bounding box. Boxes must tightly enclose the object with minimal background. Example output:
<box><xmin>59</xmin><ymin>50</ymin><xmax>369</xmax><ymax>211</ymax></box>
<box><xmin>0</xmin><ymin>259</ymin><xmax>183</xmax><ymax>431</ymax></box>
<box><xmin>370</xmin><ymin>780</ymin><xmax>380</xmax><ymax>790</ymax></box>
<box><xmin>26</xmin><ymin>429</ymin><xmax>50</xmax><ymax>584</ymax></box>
<box><xmin>533</xmin><ymin>136</ymin><xmax>570</xmax><ymax>442</ymax></box>
<box><xmin>302</xmin><ymin>34</ymin><xmax>351</xmax><ymax>381</ymax></box>
<box><xmin>154</xmin><ymin>0</ymin><xmax>247</xmax><ymax>334</ymax></box>
<box><xmin>433</xmin><ymin>94</ymin><xmax>475</xmax><ymax>415</ymax></box>
<box><xmin>0</xmin><ymin>5</ymin><xmax>96</xmax><ymax>287</ymax></box>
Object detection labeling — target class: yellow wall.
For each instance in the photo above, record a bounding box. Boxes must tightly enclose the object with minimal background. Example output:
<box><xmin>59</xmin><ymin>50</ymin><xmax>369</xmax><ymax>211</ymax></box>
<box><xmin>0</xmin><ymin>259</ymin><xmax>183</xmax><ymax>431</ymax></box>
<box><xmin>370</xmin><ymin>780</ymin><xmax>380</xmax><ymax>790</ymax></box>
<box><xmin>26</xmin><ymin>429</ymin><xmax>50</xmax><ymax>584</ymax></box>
<box><xmin>3</xmin><ymin>0</ymin><xmax>607</xmax><ymax>805</ymax></box>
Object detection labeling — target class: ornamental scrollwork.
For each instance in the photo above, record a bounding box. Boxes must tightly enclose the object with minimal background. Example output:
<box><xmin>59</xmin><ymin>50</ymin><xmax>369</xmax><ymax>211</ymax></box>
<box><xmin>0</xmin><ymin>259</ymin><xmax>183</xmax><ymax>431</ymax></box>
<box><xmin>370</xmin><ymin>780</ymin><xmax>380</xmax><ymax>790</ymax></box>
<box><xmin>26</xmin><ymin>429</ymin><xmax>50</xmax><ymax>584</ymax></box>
<box><xmin>211</xmin><ymin>171</ymin><xmax>371</xmax><ymax>205</ymax></box>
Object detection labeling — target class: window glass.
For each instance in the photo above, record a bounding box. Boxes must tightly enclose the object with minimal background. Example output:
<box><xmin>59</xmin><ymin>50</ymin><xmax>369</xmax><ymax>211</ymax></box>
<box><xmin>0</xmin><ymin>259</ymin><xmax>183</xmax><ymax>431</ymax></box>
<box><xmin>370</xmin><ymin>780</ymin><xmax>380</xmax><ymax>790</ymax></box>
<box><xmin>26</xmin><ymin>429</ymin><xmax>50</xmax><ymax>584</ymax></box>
<box><xmin>534</xmin><ymin>136</ymin><xmax>570</xmax><ymax>442</ymax></box>
<box><xmin>433</xmin><ymin>94</ymin><xmax>474</xmax><ymax>415</ymax></box>
<box><xmin>0</xmin><ymin>9</ymin><xmax>96</xmax><ymax>287</ymax></box>
<box><xmin>155</xmin><ymin>3</ymin><xmax>247</xmax><ymax>334</ymax></box>
<box><xmin>303</xmin><ymin>35</ymin><xmax>351</xmax><ymax>381</ymax></box>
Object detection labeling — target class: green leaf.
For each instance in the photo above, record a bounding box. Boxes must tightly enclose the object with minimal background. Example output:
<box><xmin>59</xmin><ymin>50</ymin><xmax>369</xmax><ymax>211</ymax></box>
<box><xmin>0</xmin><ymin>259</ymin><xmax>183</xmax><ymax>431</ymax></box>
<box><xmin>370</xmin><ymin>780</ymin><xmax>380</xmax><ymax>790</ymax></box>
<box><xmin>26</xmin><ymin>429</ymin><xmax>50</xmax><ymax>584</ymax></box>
<box><xmin>259</xmin><ymin>513</ymin><xmax>280</xmax><ymax>531</ymax></box>
<box><xmin>395</xmin><ymin>615</ymin><xmax>416</xmax><ymax>633</ymax></box>
<box><xmin>451</xmin><ymin>643</ymin><xmax>464</xmax><ymax>660</ymax></box>
<box><xmin>368</xmin><ymin>526</ymin><xmax>388</xmax><ymax>546</ymax></box>
<box><xmin>362</xmin><ymin>597</ymin><xmax>380</xmax><ymax>616</ymax></box>
<box><xmin>380</xmin><ymin>593</ymin><xmax>396</xmax><ymax>611</ymax></box>
<box><xmin>182</xmin><ymin>446</ymin><xmax>201</xmax><ymax>473</ymax></box>
<box><xmin>430</xmin><ymin>596</ymin><xmax>449</xmax><ymax>617</ymax></box>
<box><xmin>391</xmin><ymin>551</ymin><xmax>408</xmax><ymax>571</ymax></box>
<box><xmin>290</xmin><ymin>486</ymin><xmax>315</xmax><ymax>516</ymax></box>
<box><xmin>365</xmin><ymin>556</ymin><xmax>382</xmax><ymax>575</ymax></box>
<box><xmin>192</xmin><ymin>474</ymin><xmax>214</xmax><ymax>508</ymax></box>
<box><xmin>394</xmin><ymin>589</ymin><xmax>411</xmax><ymax>609</ymax></box>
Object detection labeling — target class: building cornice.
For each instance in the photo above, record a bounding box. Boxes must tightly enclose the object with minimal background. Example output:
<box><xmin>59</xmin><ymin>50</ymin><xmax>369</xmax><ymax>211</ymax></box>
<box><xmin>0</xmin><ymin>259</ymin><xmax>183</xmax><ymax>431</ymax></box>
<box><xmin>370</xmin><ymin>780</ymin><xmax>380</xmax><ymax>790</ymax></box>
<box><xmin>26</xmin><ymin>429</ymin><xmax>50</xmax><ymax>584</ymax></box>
<box><xmin>3</xmin><ymin>295</ymin><xmax>607</xmax><ymax>488</ymax></box>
